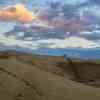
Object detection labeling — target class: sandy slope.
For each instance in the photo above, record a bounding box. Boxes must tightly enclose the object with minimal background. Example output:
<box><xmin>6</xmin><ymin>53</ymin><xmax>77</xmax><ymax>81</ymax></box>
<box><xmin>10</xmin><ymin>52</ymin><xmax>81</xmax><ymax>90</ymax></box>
<box><xmin>0</xmin><ymin>51</ymin><xmax>100</xmax><ymax>100</ymax></box>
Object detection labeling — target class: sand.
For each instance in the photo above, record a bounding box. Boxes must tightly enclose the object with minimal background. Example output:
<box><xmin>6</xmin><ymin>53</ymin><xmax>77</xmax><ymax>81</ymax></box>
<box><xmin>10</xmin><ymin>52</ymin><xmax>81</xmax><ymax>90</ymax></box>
<box><xmin>0</xmin><ymin>51</ymin><xmax>100</xmax><ymax>100</ymax></box>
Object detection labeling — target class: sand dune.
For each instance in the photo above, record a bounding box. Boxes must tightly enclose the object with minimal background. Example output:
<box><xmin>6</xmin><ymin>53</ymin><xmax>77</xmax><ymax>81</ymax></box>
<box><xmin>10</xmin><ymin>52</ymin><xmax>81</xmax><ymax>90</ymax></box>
<box><xmin>0</xmin><ymin>51</ymin><xmax>100</xmax><ymax>100</ymax></box>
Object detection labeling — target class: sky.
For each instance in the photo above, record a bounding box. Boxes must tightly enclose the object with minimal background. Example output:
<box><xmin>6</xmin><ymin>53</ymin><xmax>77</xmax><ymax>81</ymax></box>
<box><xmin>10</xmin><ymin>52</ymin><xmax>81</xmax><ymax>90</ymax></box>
<box><xmin>0</xmin><ymin>0</ymin><xmax>100</xmax><ymax>51</ymax></box>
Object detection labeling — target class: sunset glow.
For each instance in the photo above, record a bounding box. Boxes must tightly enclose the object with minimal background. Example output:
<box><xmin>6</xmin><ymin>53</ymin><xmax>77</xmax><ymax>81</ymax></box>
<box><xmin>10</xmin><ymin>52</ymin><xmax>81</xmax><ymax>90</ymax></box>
<box><xmin>0</xmin><ymin>4</ymin><xmax>37</xmax><ymax>23</ymax></box>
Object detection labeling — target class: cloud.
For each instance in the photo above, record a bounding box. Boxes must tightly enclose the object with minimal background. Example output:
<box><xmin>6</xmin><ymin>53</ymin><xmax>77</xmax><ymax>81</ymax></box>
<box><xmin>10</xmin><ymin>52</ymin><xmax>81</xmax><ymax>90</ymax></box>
<box><xmin>32</xmin><ymin>0</ymin><xmax>88</xmax><ymax>6</ymax></box>
<box><xmin>0</xmin><ymin>34</ymin><xmax>34</xmax><ymax>49</ymax></box>
<box><xmin>0</xmin><ymin>4</ymin><xmax>37</xmax><ymax>23</ymax></box>
<box><xmin>79</xmin><ymin>30</ymin><xmax>100</xmax><ymax>40</ymax></box>
<box><xmin>37</xmin><ymin>37</ymin><xmax>99</xmax><ymax>48</ymax></box>
<box><xmin>0</xmin><ymin>32</ymin><xmax>99</xmax><ymax>50</ymax></box>
<box><xmin>0</xmin><ymin>22</ymin><xmax>15</xmax><ymax>33</ymax></box>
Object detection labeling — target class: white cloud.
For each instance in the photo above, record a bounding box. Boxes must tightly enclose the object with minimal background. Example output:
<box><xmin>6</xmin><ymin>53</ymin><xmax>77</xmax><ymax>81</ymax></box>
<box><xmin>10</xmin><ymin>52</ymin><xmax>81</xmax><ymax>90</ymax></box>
<box><xmin>17</xmin><ymin>32</ymin><xmax>24</xmax><ymax>37</ymax></box>
<box><xmin>0</xmin><ymin>33</ymin><xmax>99</xmax><ymax>50</ymax></box>
<box><xmin>79</xmin><ymin>5</ymin><xmax>100</xmax><ymax>18</ymax></box>
<box><xmin>0</xmin><ymin>22</ymin><xmax>15</xmax><ymax>33</ymax></box>
<box><xmin>0</xmin><ymin>34</ymin><xmax>34</xmax><ymax>49</ymax></box>
<box><xmin>80</xmin><ymin>31</ymin><xmax>93</xmax><ymax>35</ymax></box>
<box><xmin>35</xmin><ymin>36</ymin><xmax>100</xmax><ymax>48</ymax></box>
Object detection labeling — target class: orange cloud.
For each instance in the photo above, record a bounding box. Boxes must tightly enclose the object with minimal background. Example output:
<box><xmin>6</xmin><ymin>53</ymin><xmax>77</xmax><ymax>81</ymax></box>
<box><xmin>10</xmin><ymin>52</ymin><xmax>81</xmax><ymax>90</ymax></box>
<box><xmin>0</xmin><ymin>4</ymin><xmax>37</xmax><ymax>23</ymax></box>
